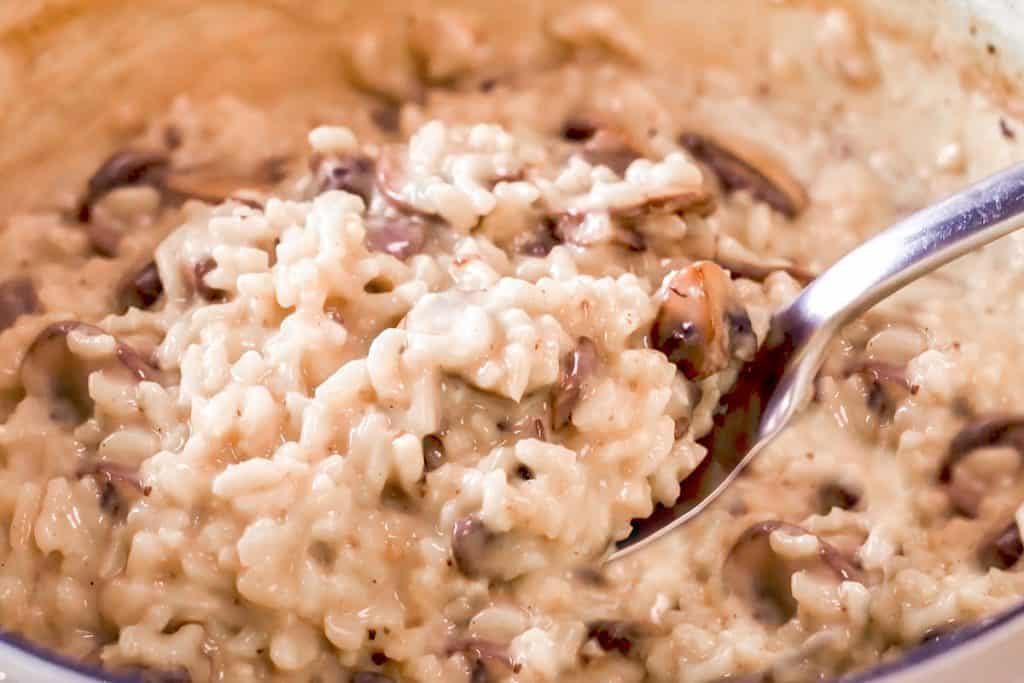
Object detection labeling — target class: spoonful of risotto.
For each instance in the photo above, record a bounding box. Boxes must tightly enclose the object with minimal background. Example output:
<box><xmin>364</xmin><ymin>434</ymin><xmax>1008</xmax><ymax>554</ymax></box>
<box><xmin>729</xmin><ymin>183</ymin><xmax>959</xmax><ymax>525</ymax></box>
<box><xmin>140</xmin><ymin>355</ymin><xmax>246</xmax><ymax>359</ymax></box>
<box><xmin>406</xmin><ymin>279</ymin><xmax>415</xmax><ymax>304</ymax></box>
<box><xmin>610</xmin><ymin>162</ymin><xmax>1024</xmax><ymax>561</ymax></box>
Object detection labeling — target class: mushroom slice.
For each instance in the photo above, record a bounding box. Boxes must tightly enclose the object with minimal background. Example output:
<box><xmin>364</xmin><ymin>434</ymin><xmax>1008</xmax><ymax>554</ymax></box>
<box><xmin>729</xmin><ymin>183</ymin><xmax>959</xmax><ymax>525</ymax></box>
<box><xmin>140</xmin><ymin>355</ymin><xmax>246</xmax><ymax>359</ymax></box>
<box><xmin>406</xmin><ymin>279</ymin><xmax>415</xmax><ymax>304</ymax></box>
<box><xmin>714</xmin><ymin>235</ymin><xmax>816</xmax><ymax>284</ymax></box>
<box><xmin>723</xmin><ymin>520</ymin><xmax>862</xmax><ymax>625</ymax></box>
<box><xmin>586</xmin><ymin>620</ymin><xmax>649</xmax><ymax>657</ymax></box>
<box><xmin>0</xmin><ymin>277</ymin><xmax>40</xmax><ymax>332</ymax></box>
<box><xmin>20</xmin><ymin>321</ymin><xmax>160</xmax><ymax>425</ymax></box>
<box><xmin>451</xmin><ymin>515</ymin><xmax>492</xmax><ymax>578</ymax></box>
<box><xmin>651</xmin><ymin>261</ymin><xmax>746</xmax><ymax>380</ymax></box>
<box><xmin>580</xmin><ymin>129</ymin><xmax>642</xmax><ymax>176</ymax></box>
<box><xmin>77</xmin><ymin>149</ymin><xmax>170</xmax><ymax>222</ymax></box>
<box><xmin>843</xmin><ymin>359</ymin><xmax>912</xmax><ymax>420</ymax></box>
<box><xmin>193</xmin><ymin>258</ymin><xmax>227</xmax><ymax>302</ymax></box>
<box><xmin>376</xmin><ymin>146</ymin><xmax>436</xmax><ymax>216</ymax></box>
<box><xmin>937</xmin><ymin>414</ymin><xmax>1024</xmax><ymax>517</ymax></box>
<box><xmin>116</xmin><ymin>261</ymin><xmax>164</xmax><ymax>313</ymax></box>
<box><xmin>939</xmin><ymin>414</ymin><xmax>1024</xmax><ymax>483</ymax></box>
<box><xmin>679</xmin><ymin>132</ymin><xmax>808</xmax><ymax>218</ymax></box>
<box><xmin>364</xmin><ymin>213</ymin><xmax>428</xmax><ymax>260</ymax></box>
<box><xmin>978</xmin><ymin>520</ymin><xmax>1024</xmax><ymax>571</ymax></box>
<box><xmin>552</xmin><ymin>337</ymin><xmax>599</xmax><ymax>429</ymax></box>
<box><xmin>310</xmin><ymin>153</ymin><xmax>377</xmax><ymax>204</ymax></box>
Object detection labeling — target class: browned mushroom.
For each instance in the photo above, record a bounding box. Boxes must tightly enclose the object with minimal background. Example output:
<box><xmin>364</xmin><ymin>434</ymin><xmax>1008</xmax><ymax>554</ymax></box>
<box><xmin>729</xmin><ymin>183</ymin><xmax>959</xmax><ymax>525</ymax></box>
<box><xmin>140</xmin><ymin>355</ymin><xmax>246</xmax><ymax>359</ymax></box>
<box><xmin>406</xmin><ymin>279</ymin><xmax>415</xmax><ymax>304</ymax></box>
<box><xmin>940</xmin><ymin>414</ymin><xmax>1024</xmax><ymax>483</ymax></box>
<box><xmin>713</xmin><ymin>251</ymin><xmax>816</xmax><ymax>285</ymax></box>
<box><xmin>116</xmin><ymin>262</ymin><xmax>163</xmax><ymax>313</ymax></box>
<box><xmin>76</xmin><ymin>149</ymin><xmax>170</xmax><ymax>222</ymax></box>
<box><xmin>83</xmin><ymin>221</ymin><xmax>124</xmax><ymax>258</ymax></box>
<box><xmin>936</xmin><ymin>414</ymin><xmax>1024</xmax><ymax>517</ymax></box>
<box><xmin>843</xmin><ymin>359</ymin><xmax>913</xmax><ymax>420</ymax></box>
<box><xmin>679</xmin><ymin>132</ymin><xmax>808</xmax><ymax>219</ymax></box>
<box><xmin>580</xmin><ymin>129</ymin><xmax>642</xmax><ymax>176</ymax></box>
<box><xmin>978</xmin><ymin>520</ymin><xmax>1023</xmax><ymax>571</ymax></box>
<box><xmin>193</xmin><ymin>258</ymin><xmax>227</xmax><ymax>302</ymax></box>
<box><xmin>311</xmin><ymin>154</ymin><xmax>377</xmax><ymax>205</ymax></box>
<box><xmin>422</xmin><ymin>434</ymin><xmax>446</xmax><ymax>472</ymax></box>
<box><xmin>586</xmin><ymin>620</ymin><xmax>647</xmax><ymax>657</ymax></box>
<box><xmin>0</xmin><ymin>277</ymin><xmax>40</xmax><ymax>332</ymax></box>
<box><xmin>132</xmin><ymin>667</ymin><xmax>192</xmax><ymax>683</ymax></box>
<box><xmin>517</xmin><ymin>217</ymin><xmax>561</xmax><ymax>257</ymax></box>
<box><xmin>651</xmin><ymin>261</ymin><xmax>742</xmax><ymax>380</ymax></box>
<box><xmin>451</xmin><ymin>515</ymin><xmax>492</xmax><ymax>578</ymax></box>
<box><xmin>560</xmin><ymin>117</ymin><xmax>598</xmax><ymax>143</ymax></box>
<box><xmin>78</xmin><ymin>461</ymin><xmax>145</xmax><ymax>517</ymax></box>
<box><xmin>552</xmin><ymin>337</ymin><xmax>598</xmax><ymax>429</ymax></box>
<box><xmin>723</xmin><ymin>520</ymin><xmax>862</xmax><ymax>625</ymax></box>
<box><xmin>376</xmin><ymin>147</ymin><xmax>436</xmax><ymax>217</ymax></box>
<box><xmin>364</xmin><ymin>214</ymin><xmax>428</xmax><ymax>260</ymax></box>
<box><xmin>817</xmin><ymin>480</ymin><xmax>862</xmax><ymax>514</ymax></box>
<box><xmin>20</xmin><ymin>321</ymin><xmax>160</xmax><ymax>425</ymax></box>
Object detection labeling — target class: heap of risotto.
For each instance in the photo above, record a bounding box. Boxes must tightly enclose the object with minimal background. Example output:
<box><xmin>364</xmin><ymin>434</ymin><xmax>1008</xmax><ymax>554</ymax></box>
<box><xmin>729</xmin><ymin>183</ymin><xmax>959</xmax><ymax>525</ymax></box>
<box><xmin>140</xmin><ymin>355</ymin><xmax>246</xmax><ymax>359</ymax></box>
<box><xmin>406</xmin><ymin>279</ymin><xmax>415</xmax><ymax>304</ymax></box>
<box><xmin>2</xmin><ymin>5</ymin><xmax>1024</xmax><ymax>683</ymax></box>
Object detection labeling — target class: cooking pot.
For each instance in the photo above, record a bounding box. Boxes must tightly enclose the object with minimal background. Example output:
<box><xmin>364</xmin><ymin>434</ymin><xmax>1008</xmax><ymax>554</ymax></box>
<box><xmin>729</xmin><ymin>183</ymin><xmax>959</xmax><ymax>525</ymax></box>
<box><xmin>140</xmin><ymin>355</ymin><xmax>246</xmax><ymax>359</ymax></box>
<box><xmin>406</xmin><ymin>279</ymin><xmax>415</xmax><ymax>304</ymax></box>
<box><xmin>0</xmin><ymin>1</ymin><xmax>1022</xmax><ymax>681</ymax></box>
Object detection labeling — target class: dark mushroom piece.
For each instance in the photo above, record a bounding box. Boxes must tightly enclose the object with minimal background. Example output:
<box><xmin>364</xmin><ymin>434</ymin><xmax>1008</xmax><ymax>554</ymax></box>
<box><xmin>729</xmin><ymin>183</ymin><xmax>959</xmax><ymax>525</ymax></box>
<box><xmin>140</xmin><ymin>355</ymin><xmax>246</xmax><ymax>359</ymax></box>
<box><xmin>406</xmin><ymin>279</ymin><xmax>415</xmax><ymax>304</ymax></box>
<box><xmin>679</xmin><ymin>132</ymin><xmax>808</xmax><ymax>219</ymax></box>
<box><xmin>517</xmin><ymin>217</ymin><xmax>561</xmax><ymax>257</ymax></box>
<box><xmin>422</xmin><ymin>434</ymin><xmax>446</xmax><ymax>472</ymax></box>
<box><xmin>78</xmin><ymin>461</ymin><xmax>145</xmax><ymax>517</ymax></box>
<box><xmin>0</xmin><ymin>277</ymin><xmax>40</xmax><ymax>332</ymax></box>
<box><xmin>451</xmin><ymin>515</ymin><xmax>492</xmax><ymax>578</ymax></box>
<box><xmin>842</xmin><ymin>359</ymin><xmax>913</xmax><ymax>421</ymax></box>
<box><xmin>132</xmin><ymin>667</ymin><xmax>192</xmax><ymax>683</ymax></box>
<box><xmin>193</xmin><ymin>258</ymin><xmax>227</xmax><ymax>302</ymax></box>
<box><xmin>116</xmin><ymin>262</ymin><xmax>164</xmax><ymax>313</ymax></box>
<box><xmin>311</xmin><ymin>154</ymin><xmax>377</xmax><ymax>205</ymax></box>
<box><xmin>20</xmin><ymin>321</ymin><xmax>161</xmax><ymax>425</ymax></box>
<box><xmin>937</xmin><ymin>414</ymin><xmax>1024</xmax><ymax>517</ymax></box>
<box><xmin>651</xmin><ymin>261</ymin><xmax>743</xmax><ymax>381</ymax></box>
<box><xmin>723</xmin><ymin>521</ymin><xmax>862</xmax><ymax>625</ymax></box>
<box><xmin>580</xmin><ymin>129</ymin><xmax>642</xmax><ymax>177</ymax></box>
<box><xmin>560</xmin><ymin>117</ymin><xmax>598</xmax><ymax>142</ymax></box>
<box><xmin>76</xmin><ymin>149</ymin><xmax>171</xmax><ymax>222</ymax></box>
<box><xmin>552</xmin><ymin>337</ymin><xmax>598</xmax><ymax>430</ymax></box>
<box><xmin>978</xmin><ymin>520</ymin><xmax>1023</xmax><ymax>571</ymax></box>
<box><xmin>817</xmin><ymin>481</ymin><xmax>862</xmax><ymax>514</ymax></box>
<box><xmin>364</xmin><ymin>214</ymin><xmax>429</xmax><ymax>261</ymax></box>
<box><xmin>586</xmin><ymin>620</ymin><xmax>647</xmax><ymax>657</ymax></box>
<box><xmin>713</xmin><ymin>251</ymin><xmax>816</xmax><ymax>285</ymax></box>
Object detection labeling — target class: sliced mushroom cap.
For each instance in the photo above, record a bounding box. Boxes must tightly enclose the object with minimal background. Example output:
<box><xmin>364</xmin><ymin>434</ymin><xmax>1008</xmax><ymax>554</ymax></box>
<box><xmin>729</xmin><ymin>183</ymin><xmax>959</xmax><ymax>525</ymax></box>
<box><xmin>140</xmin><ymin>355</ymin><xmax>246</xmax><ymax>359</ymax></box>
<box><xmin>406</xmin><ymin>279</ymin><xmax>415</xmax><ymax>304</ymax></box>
<box><xmin>116</xmin><ymin>262</ymin><xmax>164</xmax><ymax>313</ymax></box>
<box><xmin>679</xmin><ymin>132</ymin><xmax>807</xmax><ymax>219</ymax></box>
<box><xmin>723</xmin><ymin>521</ymin><xmax>863</xmax><ymax>625</ymax></box>
<box><xmin>364</xmin><ymin>214</ymin><xmax>428</xmax><ymax>260</ymax></box>
<box><xmin>422</xmin><ymin>434</ymin><xmax>446</xmax><ymax>472</ymax></box>
<box><xmin>586</xmin><ymin>620</ymin><xmax>647</xmax><ymax>657</ymax></box>
<box><xmin>313</xmin><ymin>154</ymin><xmax>377</xmax><ymax>205</ymax></box>
<box><xmin>978</xmin><ymin>520</ymin><xmax>1023</xmax><ymax>571</ymax></box>
<box><xmin>552</xmin><ymin>337</ymin><xmax>598</xmax><ymax>429</ymax></box>
<box><xmin>79</xmin><ymin>461</ymin><xmax>145</xmax><ymax>517</ymax></box>
<box><xmin>817</xmin><ymin>481</ymin><xmax>862</xmax><ymax>514</ymax></box>
<box><xmin>560</xmin><ymin>116</ymin><xmax>598</xmax><ymax>142</ymax></box>
<box><xmin>0</xmin><ymin>277</ymin><xmax>40</xmax><ymax>332</ymax></box>
<box><xmin>77</xmin><ymin>149</ymin><xmax>170</xmax><ymax>222</ymax></box>
<box><xmin>651</xmin><ymin>261</ymin><xmax>738</xmax><ymax>380</ymax></box>
<box><xmin>193</xmin><ymin>258</ymin><xmax>227</xmax><ymax>302</ymax></box>
<box><xmin>843</xmin><ymin>359</ymin><xmax>913</xmax><ymax>420</ymax></box>
<box><xmin>939</xmin><ymin>414</ymin><xmax>1024</xmax><ymax>483</ymax></box>
<box><xmin>376</xmin><ymin>147</ymin><xmax>435</xmax><ymax>217</ymax></box>
<box><xmin>451</xmin><ymin>515</ymin><xmax>492</xmax><ymax>578</ymax></box>
<box><xmin>580</xmin><ymin>129</ymin><xmax>642</xmax><ymax>176</ymax></box>
<box><xmin>21</xmin><ymin>321</ymin><xmax>160</xmax><ymax>425</ymax></box>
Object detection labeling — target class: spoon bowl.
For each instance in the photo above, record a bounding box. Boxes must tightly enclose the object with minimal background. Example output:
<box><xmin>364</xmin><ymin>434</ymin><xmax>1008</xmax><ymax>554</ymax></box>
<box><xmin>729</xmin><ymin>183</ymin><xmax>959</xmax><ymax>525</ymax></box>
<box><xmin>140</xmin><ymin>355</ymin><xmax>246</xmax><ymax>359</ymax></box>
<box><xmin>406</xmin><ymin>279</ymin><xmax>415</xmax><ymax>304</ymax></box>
<box><xmin>609</xmin><ymin>162</ymin><xmax>1024</xmax><ymax>561</ymax></box>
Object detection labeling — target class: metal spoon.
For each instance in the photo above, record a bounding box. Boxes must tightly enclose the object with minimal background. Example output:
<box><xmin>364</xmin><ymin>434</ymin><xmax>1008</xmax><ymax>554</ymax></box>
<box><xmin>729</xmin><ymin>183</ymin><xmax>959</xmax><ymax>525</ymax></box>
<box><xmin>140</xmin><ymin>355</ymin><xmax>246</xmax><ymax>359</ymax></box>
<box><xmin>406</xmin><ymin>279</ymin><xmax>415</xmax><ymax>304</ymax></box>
<box><xmin>610</xmin><ymin>162</ymin><xmax>1024</xmax><ymax>561</ymax></box>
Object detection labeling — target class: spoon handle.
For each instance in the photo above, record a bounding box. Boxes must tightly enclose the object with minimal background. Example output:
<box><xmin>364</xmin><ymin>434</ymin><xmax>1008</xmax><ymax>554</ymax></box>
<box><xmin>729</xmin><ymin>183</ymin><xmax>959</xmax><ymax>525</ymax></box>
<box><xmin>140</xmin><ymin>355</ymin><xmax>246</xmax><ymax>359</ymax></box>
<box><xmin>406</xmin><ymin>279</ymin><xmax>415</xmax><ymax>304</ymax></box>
<box><xmin>781</xmin><ymin>162</ymin><xmax>1024</xmax><ymax>348</ymax></box>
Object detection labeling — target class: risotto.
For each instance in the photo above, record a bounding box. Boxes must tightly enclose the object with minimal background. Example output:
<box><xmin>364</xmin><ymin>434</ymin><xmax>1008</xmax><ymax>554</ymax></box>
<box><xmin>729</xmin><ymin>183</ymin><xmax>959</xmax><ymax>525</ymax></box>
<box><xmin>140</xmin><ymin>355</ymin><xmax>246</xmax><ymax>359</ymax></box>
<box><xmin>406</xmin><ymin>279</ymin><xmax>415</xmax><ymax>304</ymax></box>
<box><xmin>1</xmin><ymin>2</ymin><xmax>1024</xmax><ymax>682</ymax></box>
